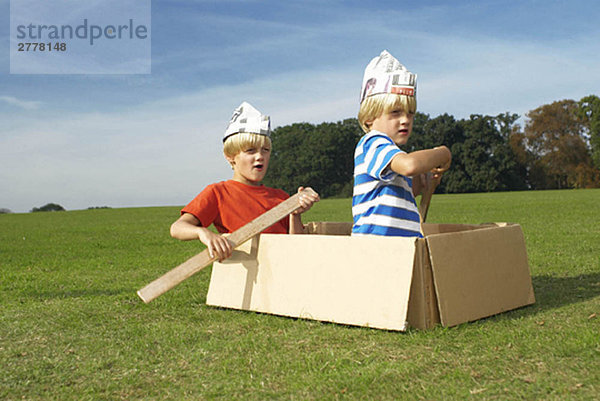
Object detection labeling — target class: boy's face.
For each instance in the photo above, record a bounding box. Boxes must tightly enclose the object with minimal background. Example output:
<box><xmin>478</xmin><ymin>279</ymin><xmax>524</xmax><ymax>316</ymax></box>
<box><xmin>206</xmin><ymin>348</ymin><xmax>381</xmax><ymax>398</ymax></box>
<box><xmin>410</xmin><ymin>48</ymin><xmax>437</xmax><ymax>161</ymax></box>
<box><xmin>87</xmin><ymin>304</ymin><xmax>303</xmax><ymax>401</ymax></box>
<box><xmin>226</xmin><ymin>144</ymin><xmax>271</xmax><ymax>186</ymax></box>
<box><xmin>368</xmin><ymin>109</ymin><xmax>414</xmax><ymax>146</ymax></box>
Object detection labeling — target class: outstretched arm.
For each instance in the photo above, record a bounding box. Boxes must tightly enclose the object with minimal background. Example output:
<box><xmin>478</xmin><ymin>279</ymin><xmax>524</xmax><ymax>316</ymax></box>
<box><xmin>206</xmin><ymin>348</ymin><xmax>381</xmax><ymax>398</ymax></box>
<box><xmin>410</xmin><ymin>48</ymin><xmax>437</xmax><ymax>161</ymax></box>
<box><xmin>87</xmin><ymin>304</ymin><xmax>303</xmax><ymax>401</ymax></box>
<box><xmin>390</xmin><ymin>146</ymin><xmax>451</xmax><ymax>178</ymax></box>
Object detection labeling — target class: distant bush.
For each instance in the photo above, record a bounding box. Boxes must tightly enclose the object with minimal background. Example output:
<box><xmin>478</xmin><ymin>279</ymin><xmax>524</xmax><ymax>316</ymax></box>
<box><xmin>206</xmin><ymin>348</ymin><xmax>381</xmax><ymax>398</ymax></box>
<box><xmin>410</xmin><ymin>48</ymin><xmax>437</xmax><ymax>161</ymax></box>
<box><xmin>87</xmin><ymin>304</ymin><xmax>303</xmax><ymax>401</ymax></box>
<box><xmin>31</xmin><ymin>203</ymin><xmax>66</xmax><ymax>212</ymax></box>
<box><xmin>0</xmin><ymin>208</ymin><xmax>12</xmax><ymax>214</ymax></box>
<box><xmin>87</xmin><ymin>206</ymin><xmax>111</xmax><ymax>210</ymax></box>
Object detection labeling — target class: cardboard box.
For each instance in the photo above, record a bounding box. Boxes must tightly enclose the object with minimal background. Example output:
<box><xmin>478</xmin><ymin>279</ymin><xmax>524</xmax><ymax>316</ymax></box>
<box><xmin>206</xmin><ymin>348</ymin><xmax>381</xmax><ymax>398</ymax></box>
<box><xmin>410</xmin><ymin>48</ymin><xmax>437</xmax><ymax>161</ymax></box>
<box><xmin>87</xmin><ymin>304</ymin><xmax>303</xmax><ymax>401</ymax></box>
<box><xmin>206</xmin><ymin>222</ymin><xmax>535</xmax><ymax>331</ymax></box>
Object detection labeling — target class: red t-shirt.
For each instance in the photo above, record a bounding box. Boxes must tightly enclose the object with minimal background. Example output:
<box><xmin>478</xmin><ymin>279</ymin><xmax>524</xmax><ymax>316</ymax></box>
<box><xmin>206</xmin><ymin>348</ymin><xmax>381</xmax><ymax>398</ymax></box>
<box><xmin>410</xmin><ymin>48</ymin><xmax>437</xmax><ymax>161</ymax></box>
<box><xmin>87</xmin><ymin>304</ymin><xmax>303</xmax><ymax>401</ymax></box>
<box><xmin>181</xmin><ymin>180</ymin><xmax>290</xmax><ymax>234</ymax></box>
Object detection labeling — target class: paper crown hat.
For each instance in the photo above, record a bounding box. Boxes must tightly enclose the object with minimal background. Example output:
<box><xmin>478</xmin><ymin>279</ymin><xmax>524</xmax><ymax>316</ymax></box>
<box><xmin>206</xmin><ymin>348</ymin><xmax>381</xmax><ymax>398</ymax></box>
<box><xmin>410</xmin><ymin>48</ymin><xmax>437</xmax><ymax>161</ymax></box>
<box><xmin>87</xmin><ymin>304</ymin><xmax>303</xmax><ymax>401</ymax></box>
<box><xmin>223</xmin><ymin>101</ymin><xmax>271</xmax><ymax>142</ymax></box>
<box><xmin>360</xmin><ymin>50</ymin><xmax>417</xmax><ymax>103</ymax></box>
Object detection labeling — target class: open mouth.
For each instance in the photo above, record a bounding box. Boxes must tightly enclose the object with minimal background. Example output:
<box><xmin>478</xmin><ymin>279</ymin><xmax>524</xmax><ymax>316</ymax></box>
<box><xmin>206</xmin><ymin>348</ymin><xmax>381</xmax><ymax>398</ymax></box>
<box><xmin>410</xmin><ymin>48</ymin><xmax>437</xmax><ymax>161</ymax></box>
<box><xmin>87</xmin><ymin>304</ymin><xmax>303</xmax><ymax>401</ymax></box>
<box><xmin>253</xmin><ymin>164</ymin><xmax>264</xmax><ymax>170</ymax></box>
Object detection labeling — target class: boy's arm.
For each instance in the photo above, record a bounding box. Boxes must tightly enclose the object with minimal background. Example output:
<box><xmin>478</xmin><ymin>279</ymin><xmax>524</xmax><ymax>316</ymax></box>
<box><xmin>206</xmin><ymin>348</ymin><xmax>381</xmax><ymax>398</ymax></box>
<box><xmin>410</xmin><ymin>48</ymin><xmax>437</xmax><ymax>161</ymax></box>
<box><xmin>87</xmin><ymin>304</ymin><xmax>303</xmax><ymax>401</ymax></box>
<box><xmin>170</xmin><ymin>213</ymin><xmax>233</xmax><ymax>261</ymax></box>
<box><xmin>390</xmin><ymin>146</ymin><xmax>451</xmax><ymax>177</ymax></box>
<box><xmin>289</xmin><ymin>187</ymin><xmax>320</xmax><ymax>234</ymax></box>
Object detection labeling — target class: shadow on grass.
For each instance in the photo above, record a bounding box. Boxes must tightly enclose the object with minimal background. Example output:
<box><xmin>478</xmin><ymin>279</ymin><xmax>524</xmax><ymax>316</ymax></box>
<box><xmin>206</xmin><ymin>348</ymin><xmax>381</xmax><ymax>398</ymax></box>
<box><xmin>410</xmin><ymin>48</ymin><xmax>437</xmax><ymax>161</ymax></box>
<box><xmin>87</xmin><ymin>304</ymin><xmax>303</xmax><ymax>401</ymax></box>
<box><xmin>531</xmin><ymin>273</ymin><xmax>600</xmax><ymax>310</ymax></box>
<box><xmin>473</xmin><ymin>273</ymin><xmax>600</xmax><ymax>327</ymax></box>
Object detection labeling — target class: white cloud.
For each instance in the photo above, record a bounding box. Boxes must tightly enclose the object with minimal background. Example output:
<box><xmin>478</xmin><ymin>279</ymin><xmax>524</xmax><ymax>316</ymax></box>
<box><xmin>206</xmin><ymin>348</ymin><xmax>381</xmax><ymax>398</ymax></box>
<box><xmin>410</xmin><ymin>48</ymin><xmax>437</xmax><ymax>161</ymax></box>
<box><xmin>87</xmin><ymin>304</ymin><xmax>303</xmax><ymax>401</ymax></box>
<box><xmin>0</xmin><ymin>95</ymin><xmax>42</xmax><ymax>110</ymax></box>
<box><xmin>414</xmin><ymin>31</ymin><xmax>600</xmax><ymax>119</ymax></box>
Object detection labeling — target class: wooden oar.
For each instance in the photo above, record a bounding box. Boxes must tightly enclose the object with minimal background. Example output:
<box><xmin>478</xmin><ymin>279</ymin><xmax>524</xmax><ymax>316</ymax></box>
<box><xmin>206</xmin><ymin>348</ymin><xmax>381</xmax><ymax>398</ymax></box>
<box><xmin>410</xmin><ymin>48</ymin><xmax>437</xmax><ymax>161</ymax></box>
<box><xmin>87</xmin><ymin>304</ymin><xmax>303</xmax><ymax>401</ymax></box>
<box><xmin>137</xmin><ymin>188</ymin><xmax>316</xmax><ymax>303</ymax></box>
<box><xmin>419</xmin><ymin>173</ymin><xmax>437</xmax><ymax>233</ymax></box>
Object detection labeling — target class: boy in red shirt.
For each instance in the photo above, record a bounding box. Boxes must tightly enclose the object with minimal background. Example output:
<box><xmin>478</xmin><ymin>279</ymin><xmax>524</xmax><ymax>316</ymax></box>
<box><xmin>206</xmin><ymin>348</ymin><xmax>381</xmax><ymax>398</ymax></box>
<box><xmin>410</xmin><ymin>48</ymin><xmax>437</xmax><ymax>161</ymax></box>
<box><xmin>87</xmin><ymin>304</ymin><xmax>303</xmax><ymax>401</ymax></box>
<box><xmin>170</xmin><ymin>102</ymin><xmax>320</xmax><ymax>261</ymax></box>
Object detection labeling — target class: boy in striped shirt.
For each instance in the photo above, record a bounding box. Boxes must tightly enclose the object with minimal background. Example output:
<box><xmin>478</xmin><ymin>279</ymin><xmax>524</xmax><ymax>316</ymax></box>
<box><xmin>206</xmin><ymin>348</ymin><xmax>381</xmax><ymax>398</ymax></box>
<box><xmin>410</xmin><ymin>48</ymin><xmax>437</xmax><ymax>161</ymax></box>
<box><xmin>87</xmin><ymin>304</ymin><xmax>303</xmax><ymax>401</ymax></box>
<box><xmin>352</xmin><ymin>50</ymin><xmax>452</xmax><ymax>237</ymax></box>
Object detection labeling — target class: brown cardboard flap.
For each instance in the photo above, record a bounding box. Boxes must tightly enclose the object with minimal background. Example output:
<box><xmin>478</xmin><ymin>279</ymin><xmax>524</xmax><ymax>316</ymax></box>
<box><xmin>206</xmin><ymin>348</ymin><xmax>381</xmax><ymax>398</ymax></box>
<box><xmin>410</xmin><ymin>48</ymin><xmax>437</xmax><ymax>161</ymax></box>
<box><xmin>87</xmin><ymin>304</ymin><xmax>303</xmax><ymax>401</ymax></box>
<box><xmin>422</xmin><ymin>222</ymin><xmax>504</xmax><ymax>236</ymax></box>
<box><xmin>426</xmin><ymin>224</ymin><xmax>535</xmax><ymax>327</ymax></box>
<box><xmin>207</xmin><ymin>234</ymin><xmax>417</xmax><ymax>331</ymax></box>
<box><xmin>305</xmin><ymin>221</ymin><xmax>352</xmax><ymax>235</ymax></box>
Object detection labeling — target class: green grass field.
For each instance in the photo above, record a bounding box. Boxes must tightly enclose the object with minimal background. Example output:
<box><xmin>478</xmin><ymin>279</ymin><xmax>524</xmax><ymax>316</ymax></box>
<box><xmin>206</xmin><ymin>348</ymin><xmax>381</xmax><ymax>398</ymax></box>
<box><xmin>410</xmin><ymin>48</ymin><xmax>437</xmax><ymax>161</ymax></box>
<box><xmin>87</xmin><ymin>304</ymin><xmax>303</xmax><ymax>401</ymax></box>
<box><xmin>1</xmin><ymin>189</ymin><xmax>599</xmax><ymax>400</ymax></box>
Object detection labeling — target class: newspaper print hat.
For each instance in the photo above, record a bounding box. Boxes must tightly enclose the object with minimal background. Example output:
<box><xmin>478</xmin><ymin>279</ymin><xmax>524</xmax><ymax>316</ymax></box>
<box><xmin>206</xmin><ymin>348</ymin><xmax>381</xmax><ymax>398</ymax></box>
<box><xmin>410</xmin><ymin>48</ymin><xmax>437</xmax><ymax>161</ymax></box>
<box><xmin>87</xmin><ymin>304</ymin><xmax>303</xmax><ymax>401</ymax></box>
<box><xmin>360</xmin><ymin>50</ymin><xmax>417</xmax><ymax>104</ymax></box>
<box><xmin>223</xmin><ymin>101</ymin><xmax>271</xmax><ymax>142</ymax></box>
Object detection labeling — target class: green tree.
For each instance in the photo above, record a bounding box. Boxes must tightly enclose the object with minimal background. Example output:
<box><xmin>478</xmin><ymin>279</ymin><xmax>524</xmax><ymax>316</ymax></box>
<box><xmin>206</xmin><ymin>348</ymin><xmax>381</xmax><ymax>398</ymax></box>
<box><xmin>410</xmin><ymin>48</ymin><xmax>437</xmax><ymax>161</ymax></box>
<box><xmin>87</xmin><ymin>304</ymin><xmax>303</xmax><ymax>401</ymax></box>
<box><xmin>579</xmin><ymin>94</ymin><xmax>600</xmax><ymax>169</ymax></box>
<box><xmin>508</xmin><ymin>128</ymin><xmax>533</xmax><ymax>189</ymax></box>
<box><xmin>408</xmin><ymin>113</ymin><xmax>467</xmax><ymax>193</ymax></box>
<box><xmin>409</xmin><ymin>112</ymin><xmax>526</xmax><ymax>193</ymax></box>
<box><xmin>490</xmin><ymin>112</ymin><xmax>528</xmax><ymax>191</ymax></box>
<box><xmin>264</xmin><ymin>119</ymin><xmax>363</xmax><ymax>198</ymax></box>
<box><xmin>457</xmin><ymin>115</ymin><xmax>504</xmax><ymax>192</ymax></box>
<box><xmin>31</xmin><ymin>203</ymin><xmax>65</xmax><ymax>212</ymax></box>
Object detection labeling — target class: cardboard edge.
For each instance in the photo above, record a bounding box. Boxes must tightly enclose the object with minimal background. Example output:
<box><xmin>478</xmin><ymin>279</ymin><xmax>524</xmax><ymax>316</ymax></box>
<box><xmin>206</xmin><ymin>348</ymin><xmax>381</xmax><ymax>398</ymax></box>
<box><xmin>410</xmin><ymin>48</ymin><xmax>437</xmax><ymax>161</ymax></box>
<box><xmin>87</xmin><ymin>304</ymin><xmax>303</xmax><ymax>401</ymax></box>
<box><xmin>407</xmin><ymin>238</ymin><xmax>441</xmax><ymax>330</ymax></box>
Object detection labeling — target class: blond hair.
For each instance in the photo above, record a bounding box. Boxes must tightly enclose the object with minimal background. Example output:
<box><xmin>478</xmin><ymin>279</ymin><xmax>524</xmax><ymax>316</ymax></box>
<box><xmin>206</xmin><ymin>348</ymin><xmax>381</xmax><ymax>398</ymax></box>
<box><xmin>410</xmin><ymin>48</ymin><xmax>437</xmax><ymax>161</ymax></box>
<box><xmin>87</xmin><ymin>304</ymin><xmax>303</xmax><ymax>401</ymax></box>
<box><xmin>358</xmin><ymin>93</ymin><xmax>417</xmax><ymax>133</ymax></box>
<box><xmin>223</xmin><ymin>132</ymin><xmax>272</xmax><ymax>158</ymax></box>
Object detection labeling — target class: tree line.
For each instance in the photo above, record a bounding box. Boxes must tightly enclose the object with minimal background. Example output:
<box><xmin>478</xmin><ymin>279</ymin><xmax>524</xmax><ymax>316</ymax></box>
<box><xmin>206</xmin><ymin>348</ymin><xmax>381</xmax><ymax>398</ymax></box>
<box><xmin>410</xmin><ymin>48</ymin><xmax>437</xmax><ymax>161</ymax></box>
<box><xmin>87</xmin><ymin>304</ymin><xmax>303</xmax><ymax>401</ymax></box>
<box><xmin>263</xmin><ymin>95</ymin><xmax>600</xmax><ymax>197</ymax></box>
<box><xmin>0</xmin><ymin>204</ymin><xmax>114</xmax><ymax>214</ymax></box>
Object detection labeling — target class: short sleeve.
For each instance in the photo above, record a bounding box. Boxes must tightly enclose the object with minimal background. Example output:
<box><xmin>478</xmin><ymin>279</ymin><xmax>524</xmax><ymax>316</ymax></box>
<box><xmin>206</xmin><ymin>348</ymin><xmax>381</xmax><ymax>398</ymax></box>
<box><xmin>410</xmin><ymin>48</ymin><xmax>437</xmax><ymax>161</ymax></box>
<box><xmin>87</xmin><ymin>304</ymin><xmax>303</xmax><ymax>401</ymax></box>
<box><xmin>181</xmin><ymin>185</ymin><xmax>219</xmax><ymax>228</ymax></box>
<box><xmin>362</xmin><ymin>135</ymin><xmax>403</xmax><ymax>181</ymax></box>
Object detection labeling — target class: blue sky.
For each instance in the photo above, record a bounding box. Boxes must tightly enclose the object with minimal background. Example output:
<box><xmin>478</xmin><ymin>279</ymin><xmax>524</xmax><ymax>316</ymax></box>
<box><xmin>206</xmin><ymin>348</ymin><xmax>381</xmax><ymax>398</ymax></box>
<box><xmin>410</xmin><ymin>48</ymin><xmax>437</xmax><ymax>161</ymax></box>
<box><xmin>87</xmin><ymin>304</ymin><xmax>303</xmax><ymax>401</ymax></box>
<box><xmin>1</xmin><ymin>0</ymin><xmax>599</xmax><ymax>212</ymax></box>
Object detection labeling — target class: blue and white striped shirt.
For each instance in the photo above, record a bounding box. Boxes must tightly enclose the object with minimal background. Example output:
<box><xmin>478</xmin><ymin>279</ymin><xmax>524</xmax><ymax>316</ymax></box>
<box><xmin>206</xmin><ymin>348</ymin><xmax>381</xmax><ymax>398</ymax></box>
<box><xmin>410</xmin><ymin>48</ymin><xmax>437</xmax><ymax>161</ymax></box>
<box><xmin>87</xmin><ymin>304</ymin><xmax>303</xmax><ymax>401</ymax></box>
<box><xmin>352</xmin><ymin>131</ymin><xmax>422</xmax><ymax>237</ymax></box>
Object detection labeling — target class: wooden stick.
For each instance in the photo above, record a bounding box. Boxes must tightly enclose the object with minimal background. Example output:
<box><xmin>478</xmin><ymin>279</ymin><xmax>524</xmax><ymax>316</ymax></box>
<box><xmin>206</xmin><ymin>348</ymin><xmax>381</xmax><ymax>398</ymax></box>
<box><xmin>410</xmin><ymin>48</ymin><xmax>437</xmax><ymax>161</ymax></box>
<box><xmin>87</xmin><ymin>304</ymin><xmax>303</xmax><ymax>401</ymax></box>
<box><xmin>419</xmin><ymin>173</ymin><xmax>437</xmax><ymax>227</ymax></box>
<box><xmin>137</xmin><ymin>188</ymin><xmax>316</xmax><ymax>303</ymax></box>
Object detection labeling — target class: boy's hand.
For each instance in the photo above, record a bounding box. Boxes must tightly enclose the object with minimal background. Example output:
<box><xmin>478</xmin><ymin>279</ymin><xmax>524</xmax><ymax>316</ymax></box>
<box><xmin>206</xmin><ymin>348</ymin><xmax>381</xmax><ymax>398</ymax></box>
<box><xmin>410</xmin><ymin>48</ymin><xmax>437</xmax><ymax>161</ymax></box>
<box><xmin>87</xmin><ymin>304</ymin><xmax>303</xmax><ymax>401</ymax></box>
<box><xmin>198</xmin><ymin>229</ymin><xmax>233</xmax><ymax>262</ymax></box>
<box><xmin>292</xmin><ymin>186</ymin><xmax>320</xmax><ymax>215</ymax></box>
<box><xmin>429</xmin><ymin>172</ymin><xmax>442</xmax><ymax>187</ymax></box>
